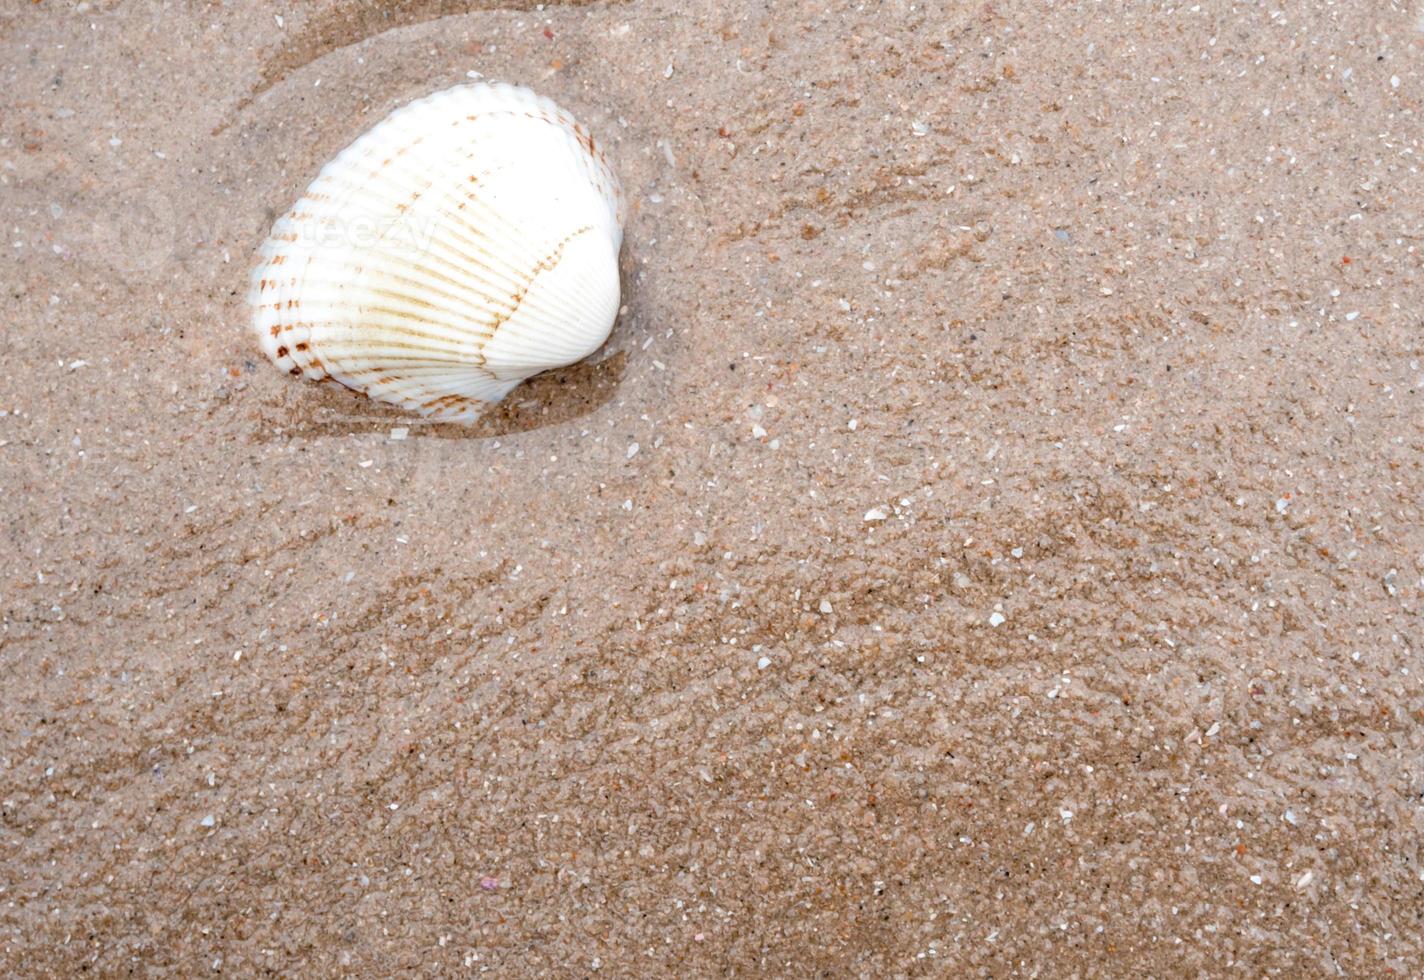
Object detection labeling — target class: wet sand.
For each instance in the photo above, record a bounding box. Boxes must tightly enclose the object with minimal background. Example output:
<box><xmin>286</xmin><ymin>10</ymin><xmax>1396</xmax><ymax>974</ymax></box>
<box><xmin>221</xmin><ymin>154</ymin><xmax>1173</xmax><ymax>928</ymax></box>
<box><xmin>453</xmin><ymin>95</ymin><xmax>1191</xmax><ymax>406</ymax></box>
<box><xmin>2</xmin><ymin>1</ymin><xmax>1423</xmax><ymax>975</ymax></box>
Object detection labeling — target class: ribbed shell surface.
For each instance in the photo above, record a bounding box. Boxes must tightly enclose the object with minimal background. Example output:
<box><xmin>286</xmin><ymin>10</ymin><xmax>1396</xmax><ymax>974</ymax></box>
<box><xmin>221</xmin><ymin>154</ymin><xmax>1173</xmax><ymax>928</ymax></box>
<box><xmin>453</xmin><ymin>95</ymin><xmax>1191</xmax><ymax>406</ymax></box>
<box><xmin>249</xmin><ymin>82</ymin><xmax>624</xmax><ymax>420</ymax></box>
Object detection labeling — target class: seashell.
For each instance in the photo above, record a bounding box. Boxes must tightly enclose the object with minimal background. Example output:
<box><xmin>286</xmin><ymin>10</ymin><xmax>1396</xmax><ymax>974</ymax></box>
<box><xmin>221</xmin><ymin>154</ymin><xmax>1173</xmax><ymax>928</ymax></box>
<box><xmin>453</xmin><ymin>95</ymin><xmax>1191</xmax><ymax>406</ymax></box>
<box><xmin>249</xmin><ymin>82</ymin><xmax>624</xmax><ymax>421</ymax></box>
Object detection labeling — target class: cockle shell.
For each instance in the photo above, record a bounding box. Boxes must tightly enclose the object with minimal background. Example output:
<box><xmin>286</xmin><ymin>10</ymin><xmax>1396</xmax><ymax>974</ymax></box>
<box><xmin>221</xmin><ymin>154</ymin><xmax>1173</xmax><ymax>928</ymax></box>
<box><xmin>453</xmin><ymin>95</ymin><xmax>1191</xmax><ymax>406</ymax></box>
<box><xmin>249</xmin><ymin>82</ymin><xmax>624</xmax><ymax>421</ymax></box>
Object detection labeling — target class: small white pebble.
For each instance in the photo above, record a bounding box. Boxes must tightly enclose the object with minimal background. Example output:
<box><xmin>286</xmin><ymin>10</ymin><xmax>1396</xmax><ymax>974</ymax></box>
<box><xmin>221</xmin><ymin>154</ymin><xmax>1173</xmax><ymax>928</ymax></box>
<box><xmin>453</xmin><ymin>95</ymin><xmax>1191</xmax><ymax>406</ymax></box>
<box><xmin>389</xmin><ymin>427</ymin><xmax>409</xmax><ymax>441</ymax></box>
<box><xmin>757</xmin><ymin>656</ymin><xmax>771</xmax><ymax>670</ymax></box>
<box><xmin>1250</xmin><ymin>874</ymin><xmax>1262</xmax><ymax>885</ymax></box>
<box><xmin>988</xmin><ymin>611</ymin><xmax>1006</xmax><ymax>628</ymax></box>
<box><xmin>621</xmin><ymin>499</ymin><xmax>633</xmax><ymax>511</ymax></box>
<box><xmin>359</xmin><ymin>459</ymin><xmax>374</xmax><ymax>468</ymax></box>
<box><xmin>911</xmin><ymin>120</ymin><xmax>930</xmax><ymax>137</ymax></box>
<box><xmin>200</xmin><ymin>815</ymin><xmax>215</xmax><ymax>828</ymax></box>
<box><xmin>1295</xmin><ymin>870</ymin><xmax>1314</xmax><ymax>889</ymax></box>
<box><xmin>1275</xmin><ymin>497</ymin><xmax>1289</xmax><ymax>514</ymax></box>
<box><xmin>751</xmin><ymin>424</ymin><xmax>766</xmax><ymax>439</ymax></box>
<box><xmin>819</xmin><ymin>599</ymin><xmax>833</xmax><ymax>614</ymax></box>
<box><xmin>847</xmin><ymin>419</ymin><xmax>858</xmax><ymax>431</ymax></box>
<box><xmin>626</xmin><ymin>442</ymin><xmax>640</xmax><ymax>459</ymax></box>
<box><xmin>1059</xmin><ymin>808</ymin><xmax>1073</xmax><ymax>822</ymax></box>
<box><xmin>864</xmin><ymin>506</ymin><xmax>888</xmax><ymax>522</ymax></box>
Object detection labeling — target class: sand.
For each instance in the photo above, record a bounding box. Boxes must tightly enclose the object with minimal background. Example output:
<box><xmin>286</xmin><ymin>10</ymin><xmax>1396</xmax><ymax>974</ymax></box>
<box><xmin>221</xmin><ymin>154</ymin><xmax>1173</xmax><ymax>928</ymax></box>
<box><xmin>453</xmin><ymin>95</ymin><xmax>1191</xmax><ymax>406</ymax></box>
<box><xmin>2</xmin><ymin>1</ymin><xmax>1423</xmax><ymax>975</ymax></box>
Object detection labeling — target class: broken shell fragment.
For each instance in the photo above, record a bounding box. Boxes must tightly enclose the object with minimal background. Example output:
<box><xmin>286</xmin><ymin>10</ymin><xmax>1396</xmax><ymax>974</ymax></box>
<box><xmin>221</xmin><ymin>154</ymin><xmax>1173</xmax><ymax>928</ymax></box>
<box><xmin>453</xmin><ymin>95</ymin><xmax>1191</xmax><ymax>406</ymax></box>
<box><xmin>249</xmin><ymin>81</ymin><xmax>624</xmax><ymax>421</ymax></box>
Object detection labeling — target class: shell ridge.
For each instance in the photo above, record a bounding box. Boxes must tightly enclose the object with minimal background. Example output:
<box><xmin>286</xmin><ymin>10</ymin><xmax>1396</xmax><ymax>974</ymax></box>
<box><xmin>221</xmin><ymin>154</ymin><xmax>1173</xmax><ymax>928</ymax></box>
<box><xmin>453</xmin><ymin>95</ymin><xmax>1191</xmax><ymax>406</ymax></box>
<box><xmin>306</xmin><ymin>158</ymin><xmax>585</xmax><ymax>319</ymax></box>
<box><xmin>304</xmin><ymin>122</ymin><xmax>616</xmax><ymax>300</ymax></box>
<box><xmin>329</xmin><ymin>96</ymin><xmax>621</xmax><ymax>245</ymax></box>
<box><xmin>475</xmin><ymin>223</ymin><xmax>595</xmax><ymax>352</ymax></box>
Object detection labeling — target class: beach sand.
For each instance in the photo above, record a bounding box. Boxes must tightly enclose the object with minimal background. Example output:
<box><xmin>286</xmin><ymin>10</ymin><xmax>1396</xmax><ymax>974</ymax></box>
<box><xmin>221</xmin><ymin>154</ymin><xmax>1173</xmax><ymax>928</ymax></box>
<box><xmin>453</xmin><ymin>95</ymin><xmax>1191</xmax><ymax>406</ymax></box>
<box><xmin>2</xmin><ymin>1</ymin><xmax>1422</xmax><ymax>974</ymax></box>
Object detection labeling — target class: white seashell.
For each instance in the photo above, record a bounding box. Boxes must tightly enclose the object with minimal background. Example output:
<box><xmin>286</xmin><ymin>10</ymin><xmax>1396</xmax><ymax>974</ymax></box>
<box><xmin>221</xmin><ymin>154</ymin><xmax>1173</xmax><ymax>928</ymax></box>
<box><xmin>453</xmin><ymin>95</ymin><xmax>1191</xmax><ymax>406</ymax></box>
<box><xmin>249</xmin><ymin>82</ymin><xmax>624</xmax><ymax>421</ymax></box>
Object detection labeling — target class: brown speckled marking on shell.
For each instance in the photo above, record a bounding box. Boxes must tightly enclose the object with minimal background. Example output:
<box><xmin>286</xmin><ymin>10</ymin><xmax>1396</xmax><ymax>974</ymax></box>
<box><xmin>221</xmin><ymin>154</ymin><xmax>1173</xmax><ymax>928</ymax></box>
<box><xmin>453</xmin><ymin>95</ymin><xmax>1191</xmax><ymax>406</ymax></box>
<box><xmin>485</xmin><ymin>224</ymin><xmax>594</xmax><ymax>336</ymax></box>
